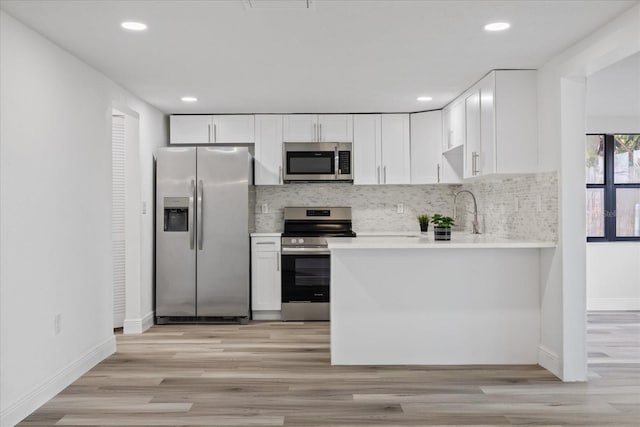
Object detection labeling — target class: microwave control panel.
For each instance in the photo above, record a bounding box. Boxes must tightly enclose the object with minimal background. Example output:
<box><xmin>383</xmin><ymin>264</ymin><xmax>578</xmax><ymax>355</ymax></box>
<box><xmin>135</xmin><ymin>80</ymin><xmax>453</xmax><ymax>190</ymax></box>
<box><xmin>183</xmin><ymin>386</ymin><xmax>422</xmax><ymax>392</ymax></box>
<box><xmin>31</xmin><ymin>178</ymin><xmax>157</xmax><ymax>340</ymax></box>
<box><xmin>338</xmin><ymin>151</ymin><xmax>351</xmax><ymax>174</ymax></box>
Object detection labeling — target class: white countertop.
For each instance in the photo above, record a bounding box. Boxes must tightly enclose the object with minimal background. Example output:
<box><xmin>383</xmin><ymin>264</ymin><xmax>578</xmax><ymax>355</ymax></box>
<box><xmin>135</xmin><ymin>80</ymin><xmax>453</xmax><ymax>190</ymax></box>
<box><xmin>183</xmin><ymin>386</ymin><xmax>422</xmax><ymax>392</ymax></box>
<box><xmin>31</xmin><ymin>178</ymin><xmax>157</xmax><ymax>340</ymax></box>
<box><xmin>327</xmin><ymin>233</ymin><xmax>556</xmax><ymax>249</ymax></box>
<box><xmin>250</xmin><ymin>232</ymin><xmax>281</xmax><ymax>237</ymax></box>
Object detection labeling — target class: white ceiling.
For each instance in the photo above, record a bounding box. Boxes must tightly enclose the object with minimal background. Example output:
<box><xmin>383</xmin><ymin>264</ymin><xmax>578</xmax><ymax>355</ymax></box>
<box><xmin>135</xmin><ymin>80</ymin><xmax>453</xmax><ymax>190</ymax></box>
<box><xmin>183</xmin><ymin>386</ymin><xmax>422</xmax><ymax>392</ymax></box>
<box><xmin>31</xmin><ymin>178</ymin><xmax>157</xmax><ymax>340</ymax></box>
<box><xmin>1</xmin><ymin>0</ymin><xmax>637</xmax><ymax>114</ymax></box>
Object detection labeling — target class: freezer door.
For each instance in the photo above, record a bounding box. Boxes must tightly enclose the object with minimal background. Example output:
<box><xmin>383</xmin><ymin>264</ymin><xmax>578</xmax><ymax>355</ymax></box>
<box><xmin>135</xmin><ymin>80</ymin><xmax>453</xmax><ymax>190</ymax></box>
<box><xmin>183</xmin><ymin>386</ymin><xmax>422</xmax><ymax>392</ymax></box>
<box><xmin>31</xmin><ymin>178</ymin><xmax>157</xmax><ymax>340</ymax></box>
<box><xmin>196</xmin><ymin>147</ymin><xmax>250</xmax><ymax>317</ymax></box>
<box><xmin>156</xmin><ymin>147</ymin><xmax>197</xmax><ymax>316</ymax></box>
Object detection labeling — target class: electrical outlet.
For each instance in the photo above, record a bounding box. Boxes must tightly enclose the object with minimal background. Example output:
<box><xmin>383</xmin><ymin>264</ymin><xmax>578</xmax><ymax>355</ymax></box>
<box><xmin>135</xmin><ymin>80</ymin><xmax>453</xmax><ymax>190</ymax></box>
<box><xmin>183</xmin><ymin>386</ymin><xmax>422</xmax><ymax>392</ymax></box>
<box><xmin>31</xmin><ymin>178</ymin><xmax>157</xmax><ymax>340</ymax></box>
<box><xmin>54</xmin><ymin>313</ymin><xmax>62</xmax><ymax>335</ymax></box>
<box><xmin>397</xmin><ymin>203</ymin><xmax>404</xmax><ymax>214</ymax></box>
<box><xmin>141</xmin><ymin>201</ymin><xmax>147</xmax><ymax>215</ymax></box>
<box><xmin>261</xmin><ymin>203</ymin><xmax>269</xmax><ymax>214</ymax></box>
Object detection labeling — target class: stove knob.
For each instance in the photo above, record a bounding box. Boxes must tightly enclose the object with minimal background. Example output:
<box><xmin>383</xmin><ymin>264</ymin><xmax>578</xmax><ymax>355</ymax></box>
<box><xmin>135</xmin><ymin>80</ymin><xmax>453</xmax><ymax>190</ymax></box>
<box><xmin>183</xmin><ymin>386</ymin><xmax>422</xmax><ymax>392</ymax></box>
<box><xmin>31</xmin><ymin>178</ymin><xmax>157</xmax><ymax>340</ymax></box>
<box><xmin>298</xmin><ymin>238</ymin><xmax>304</xmax><ymax>244</ymax></box>
<box><xmin>290</xmin><ymin>238</ymin><xmax>296</xmax><ymax>244</ymax></box>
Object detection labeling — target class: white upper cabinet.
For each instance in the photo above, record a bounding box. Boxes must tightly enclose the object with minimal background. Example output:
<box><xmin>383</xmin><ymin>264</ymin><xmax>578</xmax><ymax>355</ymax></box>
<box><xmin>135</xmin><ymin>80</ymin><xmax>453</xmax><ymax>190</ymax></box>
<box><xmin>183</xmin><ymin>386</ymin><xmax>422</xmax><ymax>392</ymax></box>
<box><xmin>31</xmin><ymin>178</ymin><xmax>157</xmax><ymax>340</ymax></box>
<box><xmin>254</xmin><ymin>115</ymin><xmax>283</xmax><ymax>185</ymax></box>
<box><xmin>354</xmin><ymin>114</ymin><xmax>410</xmax><ymax>185</ymax></box>
<box><xmin>492</xmin><ymin>70</ymin><xmax>537</xmax><ymax>174</ymax></box>
<box><xmin>212</xmin><ymin>115</ymin><xmax>255</xmax><ymax>143</ymax></box>
<box><xmin>283</xmin><ymin>115</ymin><xmax>316</xmax><ymax>142</ymax></box>
<box><xmin>381</xmin><ymin>114</ymin><xmax>411</xmax><ymax>184</ymax></box>
<box><xmin>410</xmin><ymin>111</ymin><xmax>443</xmax><ymax>184</ymax></box>
<box><xmin>463</xmin><ymin>70</ymin><xmax>537</xmax><ymax>178</ymax></box>
<box><xmin>283</xmin><ymin>114</ymin><xmax>353</xmax><ymax>142</ymax></box>
<box><xmin>443</xmin><ymin>99</ymin><xmax>465</xmax><ymax>151</ymax></box>
<box><xmin>170</xmin><ymin>115</ymin><xmax>213</xmax><ymax>144</ymax></box>
<box><xmin>317</xmin><ymin>115</ymin><xmax>353</xmax><ymax>142</ymax></box>
<box><xmin>170</xmin><ymin>114</ymin><xmax>254</xmax><ymax>144</ymax></box>
<box><xmin>464</xmin><ymin>89</ymin><xmax>481</xmax><ymax>178</ymax></box>
<box><xmin>353</xmin><ymin>114</ymin><xmax>382</xmax><ymax>185</ymax></box>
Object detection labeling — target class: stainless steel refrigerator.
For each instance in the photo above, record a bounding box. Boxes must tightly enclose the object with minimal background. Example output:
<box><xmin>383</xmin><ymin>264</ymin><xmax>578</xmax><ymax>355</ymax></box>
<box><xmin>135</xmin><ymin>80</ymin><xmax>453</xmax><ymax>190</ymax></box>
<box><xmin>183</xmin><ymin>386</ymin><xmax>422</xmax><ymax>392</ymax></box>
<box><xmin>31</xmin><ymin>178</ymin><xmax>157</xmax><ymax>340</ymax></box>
<box><xmin>155</xmin><ymin>146</ymin><xmax>253</xmax><ymax>323</ymax></box>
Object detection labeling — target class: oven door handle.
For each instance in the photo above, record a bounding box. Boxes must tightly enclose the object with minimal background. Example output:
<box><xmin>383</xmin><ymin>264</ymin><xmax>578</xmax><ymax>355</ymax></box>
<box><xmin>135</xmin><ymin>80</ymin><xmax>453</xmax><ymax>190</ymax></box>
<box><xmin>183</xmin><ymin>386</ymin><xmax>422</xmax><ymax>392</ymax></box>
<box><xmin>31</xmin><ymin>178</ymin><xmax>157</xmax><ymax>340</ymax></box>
<box><xmin>281</xmin><ymin>248</ymin><xmax>331</xmax><ymax>255</ymax></box>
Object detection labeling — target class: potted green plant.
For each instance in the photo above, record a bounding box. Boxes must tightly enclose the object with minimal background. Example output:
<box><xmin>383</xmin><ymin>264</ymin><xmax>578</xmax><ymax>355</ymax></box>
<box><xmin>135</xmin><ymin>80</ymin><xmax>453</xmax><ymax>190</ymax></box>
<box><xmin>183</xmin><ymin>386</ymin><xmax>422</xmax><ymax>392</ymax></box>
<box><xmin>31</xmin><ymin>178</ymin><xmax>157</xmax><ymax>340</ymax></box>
<box><xmin>416</xmin><ymin>214</ymin><xmax>431</xmax><ymax>233</ymax></box>
<box><xmin>430</xmin><ymin>214</ymin><xmax>455</xmax><ymax>241</ymax></box>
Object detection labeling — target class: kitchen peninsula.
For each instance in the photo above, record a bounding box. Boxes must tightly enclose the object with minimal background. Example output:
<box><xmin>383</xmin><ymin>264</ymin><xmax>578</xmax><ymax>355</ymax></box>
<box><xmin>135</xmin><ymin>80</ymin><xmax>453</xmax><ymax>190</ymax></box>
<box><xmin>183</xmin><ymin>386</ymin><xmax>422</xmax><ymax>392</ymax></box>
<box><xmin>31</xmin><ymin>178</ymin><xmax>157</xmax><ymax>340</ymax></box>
<box><xmin>328</xmin><ymin>234</ymin><xmax>556</xmax><ymax>365</ymax></box>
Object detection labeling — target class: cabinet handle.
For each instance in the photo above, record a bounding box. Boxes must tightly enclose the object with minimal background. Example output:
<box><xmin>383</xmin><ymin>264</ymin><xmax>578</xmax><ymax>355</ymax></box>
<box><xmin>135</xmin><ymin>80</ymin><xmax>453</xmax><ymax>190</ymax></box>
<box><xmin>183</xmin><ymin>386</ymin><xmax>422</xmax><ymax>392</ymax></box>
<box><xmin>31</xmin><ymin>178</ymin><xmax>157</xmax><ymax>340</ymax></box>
<box><xmin>472</xmin><ymin>152</ymin><xmax>480</xmax><ymax>176</ymax></box>
<box><xmin>208</xmin><ymin>124</ymin><xmax>212</xmax><ymax>143</ymax></box>
<box><xmin>383</xmin><ymin>166</ymin><xmax>387</xmax><ymax>184</ymax></box>
<box><xmin>319</xmin><ymin>123</ymin><xmax>322</xmax><ymax>141</ymax></box>
<box><xmin>213</xmin><ymin>124</ymin><xmax>217</xmax><ymax>143</ymax></box>
<box><xmin>278</xmin><ymin>166</ymin><xmax>282</xmax><ymax>184</ymax></box>
<box><xmin>256</xmin><ymin>241</ymin><xmax>275</xmax><ymax>245</ymax></box>
<box><xmin>377</xmin><ymin>166</ymin><xmax>381</xmax><ymax>184</ymax></box>
<box><xmin>277</xmin><ymin>252</ymin><xmax>280</xmax><ymax>271</ymax></box>
<box><xmin>313</xmin><ymin>123</ymin><xmax>317</xmax><ymax>142</ymax></box>
<box><xmin>437</xmin><ymin>163</ymin><xmax>440</xmax><ymax>183</ymax></box>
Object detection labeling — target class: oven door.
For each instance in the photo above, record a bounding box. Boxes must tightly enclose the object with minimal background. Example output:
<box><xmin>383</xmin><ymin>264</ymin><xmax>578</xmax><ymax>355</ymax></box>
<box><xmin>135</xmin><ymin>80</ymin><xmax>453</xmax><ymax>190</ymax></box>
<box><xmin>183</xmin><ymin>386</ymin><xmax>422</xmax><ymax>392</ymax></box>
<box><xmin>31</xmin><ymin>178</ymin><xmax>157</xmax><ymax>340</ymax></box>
<box><xmin>281</xmin><ymin>251</ymin><xmax>330</xmax><ymax>303</ymax></box>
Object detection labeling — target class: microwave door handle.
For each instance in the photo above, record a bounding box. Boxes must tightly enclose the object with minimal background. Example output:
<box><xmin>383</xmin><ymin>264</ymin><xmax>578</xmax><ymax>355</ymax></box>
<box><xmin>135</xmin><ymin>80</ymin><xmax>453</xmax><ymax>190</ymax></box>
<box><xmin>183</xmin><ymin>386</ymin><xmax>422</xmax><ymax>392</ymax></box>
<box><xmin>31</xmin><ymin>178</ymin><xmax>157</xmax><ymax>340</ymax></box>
<box><xmin>197</xmin><ymin>180</ymin><xmax>203</xmax><ymax>250</ymax></box>
<box><xmin>335</xmin><ymin>146</ymin><xmax>339</xmax><ymax>179</ymax></box>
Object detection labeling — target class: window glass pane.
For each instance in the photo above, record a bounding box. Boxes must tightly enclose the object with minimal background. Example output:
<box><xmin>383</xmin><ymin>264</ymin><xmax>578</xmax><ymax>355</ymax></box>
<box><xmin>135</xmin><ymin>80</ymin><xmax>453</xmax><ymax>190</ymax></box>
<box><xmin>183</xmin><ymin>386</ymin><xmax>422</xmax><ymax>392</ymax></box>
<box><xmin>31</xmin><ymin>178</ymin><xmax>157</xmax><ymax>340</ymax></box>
<box><xmin>586</xmin><ymin>188</ymin><xmax>605</xmax><ymax>237</ymax></box>
<box><xmin>614</xmin><ymin>134</ymin><xmax>640</xmax><ymax>184</ymax></box>
<box><xmin>586</xmin><ymin>135</ymin><xmax>604</xmax><ymax>184</ymax></box>
<box><xmin>616</xmin><ymin>188</ymin><xmax>640</xmax><ymax>237</ymax></box>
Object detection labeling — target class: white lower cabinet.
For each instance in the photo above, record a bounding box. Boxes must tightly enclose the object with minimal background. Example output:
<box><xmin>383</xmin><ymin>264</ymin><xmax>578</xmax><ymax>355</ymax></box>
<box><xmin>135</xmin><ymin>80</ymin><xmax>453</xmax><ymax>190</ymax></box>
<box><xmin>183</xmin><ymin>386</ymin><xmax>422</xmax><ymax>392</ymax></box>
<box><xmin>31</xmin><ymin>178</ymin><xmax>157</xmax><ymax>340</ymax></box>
<box><xmin>251</xmin><ymin>236</ymin><xmax>281</xmax><ymax>319</ymax></box>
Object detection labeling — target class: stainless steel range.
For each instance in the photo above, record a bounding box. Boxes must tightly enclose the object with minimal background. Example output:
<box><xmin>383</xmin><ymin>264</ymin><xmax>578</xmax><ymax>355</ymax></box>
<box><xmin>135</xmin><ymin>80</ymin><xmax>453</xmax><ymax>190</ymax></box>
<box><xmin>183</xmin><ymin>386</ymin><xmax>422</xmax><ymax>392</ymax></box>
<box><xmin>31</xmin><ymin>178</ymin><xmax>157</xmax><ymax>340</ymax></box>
<box><xmin>281</xmin><ymin>207</ymin><xmax>356</xmax><ymax>321</ymax></box>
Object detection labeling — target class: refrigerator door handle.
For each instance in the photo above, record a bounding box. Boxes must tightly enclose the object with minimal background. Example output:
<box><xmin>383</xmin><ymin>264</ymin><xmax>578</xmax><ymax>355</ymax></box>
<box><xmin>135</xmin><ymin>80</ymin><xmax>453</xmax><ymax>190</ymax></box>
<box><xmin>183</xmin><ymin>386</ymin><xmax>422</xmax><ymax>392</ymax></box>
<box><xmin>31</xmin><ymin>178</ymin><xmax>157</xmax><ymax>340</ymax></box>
<box><xmin>197</xmin><ymin>179</ymin><xmax>204</xmax><ymax>250</ymax></box>
<box><xmin>189</xmin><ymin>179</ymin><xmax>195</xmax><ymax>250</ymax></box>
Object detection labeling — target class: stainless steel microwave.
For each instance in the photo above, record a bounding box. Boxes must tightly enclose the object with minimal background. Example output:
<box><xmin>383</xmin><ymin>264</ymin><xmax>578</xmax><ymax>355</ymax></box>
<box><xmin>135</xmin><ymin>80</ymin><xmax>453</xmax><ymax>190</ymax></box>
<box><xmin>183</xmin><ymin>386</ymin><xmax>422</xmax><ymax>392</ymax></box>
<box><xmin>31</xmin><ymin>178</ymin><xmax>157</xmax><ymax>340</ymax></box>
<box><xmin>283</xmin><ymin>142</ymin><xmax>353</xmax><ymax>182</ymax></box>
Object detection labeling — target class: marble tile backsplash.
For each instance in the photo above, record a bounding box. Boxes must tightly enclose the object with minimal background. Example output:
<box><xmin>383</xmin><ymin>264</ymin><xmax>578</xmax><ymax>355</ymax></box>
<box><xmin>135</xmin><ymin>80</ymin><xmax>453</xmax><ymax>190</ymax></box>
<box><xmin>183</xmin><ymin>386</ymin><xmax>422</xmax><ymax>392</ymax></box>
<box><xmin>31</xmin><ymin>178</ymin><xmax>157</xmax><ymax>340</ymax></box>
<box><xmin>255</xmin><ymin>184</ymin><xmax>463</xmax><ymax>234</ymax></box>
<box><xmin>254</xmin><ymin>172</ymin><xmax>558</xmax><ymax>241</ymax></box>
<box><xmin>465</xmin><ymin>172</ymin><xmax>559</xmax><ymax>241</ymax></box>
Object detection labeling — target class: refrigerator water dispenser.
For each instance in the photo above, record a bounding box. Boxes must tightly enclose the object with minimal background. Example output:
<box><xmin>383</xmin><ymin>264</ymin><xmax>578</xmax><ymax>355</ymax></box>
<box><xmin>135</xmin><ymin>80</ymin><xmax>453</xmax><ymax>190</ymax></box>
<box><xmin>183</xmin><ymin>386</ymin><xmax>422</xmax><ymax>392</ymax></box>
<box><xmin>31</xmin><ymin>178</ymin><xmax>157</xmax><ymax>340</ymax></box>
<box><xmin>163</xmin><ymin>197</ymin><xmax>189</xmax><ymax>232</ymax></box>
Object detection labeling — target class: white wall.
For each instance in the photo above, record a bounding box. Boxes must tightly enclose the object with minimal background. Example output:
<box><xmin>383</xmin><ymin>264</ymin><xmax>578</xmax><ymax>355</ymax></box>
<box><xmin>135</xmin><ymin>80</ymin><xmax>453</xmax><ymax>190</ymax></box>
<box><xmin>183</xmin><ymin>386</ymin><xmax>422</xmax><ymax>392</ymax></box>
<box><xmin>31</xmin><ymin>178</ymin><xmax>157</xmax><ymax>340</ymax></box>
<box><xmin>587</xmin><ymin>243</ymin><xmax>640</xmax><ymax>310</ymax></box>
<box><xmin>536</xmin><ymin>3</ymin><xmax>640</xmax><ymax>381</ymax></box>
<box><xmin>0</xmin><ymin>11</ymin><xmax>166</xmax><ymax>426</ymax></box>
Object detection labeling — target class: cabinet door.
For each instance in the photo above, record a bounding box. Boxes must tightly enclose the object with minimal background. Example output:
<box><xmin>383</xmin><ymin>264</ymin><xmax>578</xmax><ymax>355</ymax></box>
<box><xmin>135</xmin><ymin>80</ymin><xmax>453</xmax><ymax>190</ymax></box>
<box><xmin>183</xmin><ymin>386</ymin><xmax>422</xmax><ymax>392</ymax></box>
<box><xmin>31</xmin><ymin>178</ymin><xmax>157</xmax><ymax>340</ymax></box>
<box><xmin>317</xmin><ymin>115</ymin><xmax>353</xmax><ymax>142</ymax></box>
<box><xmin>464</xmin><ymin>90</ymin><xmax>481</xmax><ymax>178</ymax></box>
<box><xmin>450</xmin><ymin>99</ymin><xmax>466</xmax><ymax>149</ymax></box>
<box><xmin>283</xmin><ymin>115</ymin><xmax>317</xmax><ymax>142</ymax></box>
<box><xmin>442</xmin><ymin>106</ymin><xmax>453</xmax><ymax>151</ymax></box>
<box><xmin>353</xmin><ymin>114</ymin><xmax>382</xmax><ymax>185</ymax></box>
<box><xmin>410</xmin><ymin>111</ymin><xmax>443</xmax><ymax>184</ymax></box>
<box><xmin>251</xmin><ymin>239</ymin><xmax>281</xmax><ymax>311</ymax></box>
<box><xmin>254</xmin><ymin>115</ymin><xmax>283</xmax><ymax>185</ymax></box>
<box><xmin>212</xmin><ymin>115</ymin><xmax>255</xmax><ymax>143</ymax></box>
<box><xmin>381</xmin><ymin>114</ymin><xmax>411</xmax><ymax>184</ymax></box>
<box><xmin>479</xmin><ymin>74</ymin><xmax>496</xmax><ymax>176</ymax></box>
<box><xmin>170</xmin><ymin>115</ymin><xmax>213</xmax><ymax>144</ymax></box>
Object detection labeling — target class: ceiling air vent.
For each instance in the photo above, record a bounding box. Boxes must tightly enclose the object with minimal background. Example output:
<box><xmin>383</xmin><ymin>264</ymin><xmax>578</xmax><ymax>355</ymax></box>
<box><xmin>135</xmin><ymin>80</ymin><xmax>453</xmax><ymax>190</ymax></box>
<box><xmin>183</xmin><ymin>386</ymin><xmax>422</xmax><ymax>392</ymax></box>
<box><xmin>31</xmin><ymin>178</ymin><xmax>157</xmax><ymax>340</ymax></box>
<box><xmin>244</xmin><ymin>0</ymin><xmax>314</xmax><ymax>9</ymax></box>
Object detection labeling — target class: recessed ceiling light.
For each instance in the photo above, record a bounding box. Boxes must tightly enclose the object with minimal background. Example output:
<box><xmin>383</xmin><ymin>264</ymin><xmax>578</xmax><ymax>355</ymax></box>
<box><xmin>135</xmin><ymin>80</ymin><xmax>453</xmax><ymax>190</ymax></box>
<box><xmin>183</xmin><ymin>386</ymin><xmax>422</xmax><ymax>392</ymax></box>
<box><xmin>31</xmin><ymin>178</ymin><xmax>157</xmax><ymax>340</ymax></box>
<box><xmin>417</xmin><ymin>96</ymin><xmax>433</xmax><ymax>102</ymax></box>
<box><xmin>121</xmin><ymin>21</ymin><xmax>147</xmax><ymax>31</ymax></box>
<box><xmin>181</xmin><ymin>96</ymin><xmax>198</xmax><ymax>103</ymax></box>
<box><xmin>484</xmin><ymin>22</ymin><xmax>510</xmax><ymax>32</ymax></box>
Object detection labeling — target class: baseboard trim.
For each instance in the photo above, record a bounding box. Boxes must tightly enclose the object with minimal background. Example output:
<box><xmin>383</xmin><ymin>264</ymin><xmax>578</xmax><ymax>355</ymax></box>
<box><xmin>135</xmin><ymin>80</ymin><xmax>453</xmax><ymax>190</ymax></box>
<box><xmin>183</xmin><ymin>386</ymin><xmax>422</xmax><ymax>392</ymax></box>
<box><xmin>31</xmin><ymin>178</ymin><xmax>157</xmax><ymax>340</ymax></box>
<box><xmin>0</xmin><ymin>335</ymin><xmax>115</xmax><ymax>427</ymax></box>
<box><xmin>252</xmin><ymin>310</ymin><xmax>282</xmax><ymax>321</ymax></box>
<box><xmin>538</xmin><ymin>344</ymin><xmax>562</xmax><ymax>379</ymax></box>
<box><xmin>123</xmin><ymin>311</ymin><xmax>154</xmax><ymax>334</ymax></box>
<box><xmin>587</xmin><ymin>298</ymin><xmax>640</xmax><ymax>311</ymax></box>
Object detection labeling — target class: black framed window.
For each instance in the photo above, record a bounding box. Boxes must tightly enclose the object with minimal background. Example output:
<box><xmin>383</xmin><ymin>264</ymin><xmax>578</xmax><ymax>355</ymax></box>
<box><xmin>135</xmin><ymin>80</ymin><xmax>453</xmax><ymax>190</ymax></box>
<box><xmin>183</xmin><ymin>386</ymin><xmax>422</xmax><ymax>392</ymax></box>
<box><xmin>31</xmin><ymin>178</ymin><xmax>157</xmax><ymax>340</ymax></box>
<box><xmin>586</xmin><ymin>134</ymin><xmax>640</xmax><ymax>241</ymax></box>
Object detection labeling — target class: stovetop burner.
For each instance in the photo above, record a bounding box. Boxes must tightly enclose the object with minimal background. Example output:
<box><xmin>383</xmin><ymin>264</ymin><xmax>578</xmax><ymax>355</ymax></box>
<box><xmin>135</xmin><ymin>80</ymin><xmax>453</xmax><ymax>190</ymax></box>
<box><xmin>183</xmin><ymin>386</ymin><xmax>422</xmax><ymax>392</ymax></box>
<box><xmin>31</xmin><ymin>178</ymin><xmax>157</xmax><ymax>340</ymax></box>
<box><xmin>282</xmin><ymin>207</ymin><xmax>356</xmax><ymax>244</ymax></box>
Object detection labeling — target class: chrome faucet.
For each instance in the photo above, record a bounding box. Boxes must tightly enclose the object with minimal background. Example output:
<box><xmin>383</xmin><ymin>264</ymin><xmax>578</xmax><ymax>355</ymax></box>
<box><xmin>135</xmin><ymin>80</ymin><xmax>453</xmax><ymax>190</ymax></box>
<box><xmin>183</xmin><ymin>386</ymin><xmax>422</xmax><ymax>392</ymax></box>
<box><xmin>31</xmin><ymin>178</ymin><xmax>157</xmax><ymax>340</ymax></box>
<box><xmin>453</xmin><ymin>190</ymin><xmax>481</xmax><ymax>234</ymax></box>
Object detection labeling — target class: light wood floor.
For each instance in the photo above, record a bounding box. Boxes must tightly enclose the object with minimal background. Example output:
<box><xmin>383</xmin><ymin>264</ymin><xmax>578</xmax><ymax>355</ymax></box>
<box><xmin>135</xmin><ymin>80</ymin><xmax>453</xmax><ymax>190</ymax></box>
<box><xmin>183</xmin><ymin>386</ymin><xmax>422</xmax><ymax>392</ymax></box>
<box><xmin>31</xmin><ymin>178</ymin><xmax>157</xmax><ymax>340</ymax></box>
<box><xmin>19</xmin><ymin>312</ymin><xmax>640</xmax><ymax>426</ymax></box>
